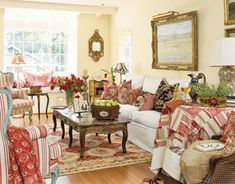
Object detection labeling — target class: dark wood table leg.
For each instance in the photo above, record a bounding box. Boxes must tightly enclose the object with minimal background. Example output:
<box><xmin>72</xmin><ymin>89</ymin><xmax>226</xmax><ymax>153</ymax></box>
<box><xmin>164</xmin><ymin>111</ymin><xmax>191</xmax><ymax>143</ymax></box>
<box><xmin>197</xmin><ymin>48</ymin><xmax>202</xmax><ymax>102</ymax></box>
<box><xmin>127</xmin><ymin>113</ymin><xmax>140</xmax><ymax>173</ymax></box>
<box><xmin>79</xmin><ymin>130</ymin><xmax>86</xmax><ymax>158</ymax></box>
<box><xmin>52</xmin><ymin>114</ymin><xmax>57</xmax><ymax>132</ymax></box>
<box><xmin>37</xmin><ymin>95</ymin><xmax>40</xmax><ymax>120</ymax></box>
<box><xmin>122</xmin><ymin>129</ymin><xmax>128</xmax><ymax>153</ymax></box>
<box><xmin>61</xmin><ymin>120</ymin><xmax>65</xmax><ymax>139</ymax></box>
<box><xmin>108</xmin><ymin>134</ymin><xmax>111</xmax><ymax>143</ymax></box>
<box><xmin>69</xmin><ymin>126</ymin><xmax>73</xmax><ymax>147</ymax></box>
<box><xmin>45</xmin><ymin>93</ymin><xmax>49</xmax><ymax>118</ymax></box>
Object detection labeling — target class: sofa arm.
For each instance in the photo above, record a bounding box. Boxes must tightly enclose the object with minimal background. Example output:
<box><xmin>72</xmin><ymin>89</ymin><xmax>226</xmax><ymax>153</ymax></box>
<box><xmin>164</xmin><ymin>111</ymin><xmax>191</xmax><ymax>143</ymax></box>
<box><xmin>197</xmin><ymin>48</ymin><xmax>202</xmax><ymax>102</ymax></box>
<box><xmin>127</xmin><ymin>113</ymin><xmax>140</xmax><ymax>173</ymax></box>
<box><xmin>163</xmin><ymin>100</ymin><xmax>185</xmax><ymax>113</ymax></box>
<box><xmin>26</xmin><ymin>125</ymin><xmax>48</xmax><ymax>140</ymax></box>
<box><xmin>13</xmin><ymin>88</ymin><xmax>29</xmax><ymax>99</ymax></box>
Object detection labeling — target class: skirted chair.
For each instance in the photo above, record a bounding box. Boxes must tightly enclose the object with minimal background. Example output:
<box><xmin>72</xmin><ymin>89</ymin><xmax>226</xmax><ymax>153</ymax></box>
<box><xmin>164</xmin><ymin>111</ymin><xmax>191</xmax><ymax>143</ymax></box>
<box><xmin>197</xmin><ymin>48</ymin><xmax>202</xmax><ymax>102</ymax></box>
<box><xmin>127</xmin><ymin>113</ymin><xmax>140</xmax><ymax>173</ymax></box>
<box><xmin>0</xmin><ymin>71</ymin><xmax>34</xmax><ymax>122</ymax></box>
<box><xmin>0</xmin><ymin>89</ymin><xmax>61</xmax><ymax>184</ymax></box>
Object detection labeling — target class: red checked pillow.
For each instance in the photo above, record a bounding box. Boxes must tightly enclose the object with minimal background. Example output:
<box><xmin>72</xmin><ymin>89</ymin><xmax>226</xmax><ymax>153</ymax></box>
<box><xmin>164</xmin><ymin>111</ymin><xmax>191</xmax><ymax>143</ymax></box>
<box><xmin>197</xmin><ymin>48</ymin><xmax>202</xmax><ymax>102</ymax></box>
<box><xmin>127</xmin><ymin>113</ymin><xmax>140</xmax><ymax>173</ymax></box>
<box><xmin>100</xmin><ymin>84</ymin><xmax>119</xmax><ymax>101</ymax></box>
<box><xmin>222</xmin><ymin>111</ymin><xmax>235</xmax><ymax>155</ymax></box>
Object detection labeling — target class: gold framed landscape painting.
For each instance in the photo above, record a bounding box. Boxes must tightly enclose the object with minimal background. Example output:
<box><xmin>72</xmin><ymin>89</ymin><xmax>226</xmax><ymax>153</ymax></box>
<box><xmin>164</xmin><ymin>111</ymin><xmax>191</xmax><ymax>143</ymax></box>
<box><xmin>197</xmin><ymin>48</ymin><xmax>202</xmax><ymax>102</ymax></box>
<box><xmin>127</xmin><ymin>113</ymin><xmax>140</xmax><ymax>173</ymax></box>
<box><xmin>225</xmin><ymin>27</ymin><xmax>235</xmax><ymax>37</ymax></box>
<box><xmin>151</xmin><ymin>11</ymin><xmax>198</xmax><ymax>71</ymax></box>
<box><xmin>224</xmin><ymin>0</ymin><xmax>235</xmax><ymax>25</ymax></box>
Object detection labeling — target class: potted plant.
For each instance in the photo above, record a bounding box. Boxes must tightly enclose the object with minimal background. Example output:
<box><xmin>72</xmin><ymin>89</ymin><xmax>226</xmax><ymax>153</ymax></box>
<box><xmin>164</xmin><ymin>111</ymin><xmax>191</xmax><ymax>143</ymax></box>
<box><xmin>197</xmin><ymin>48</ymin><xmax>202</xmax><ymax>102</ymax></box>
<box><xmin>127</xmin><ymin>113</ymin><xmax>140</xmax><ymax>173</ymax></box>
<box><xmin>191</xmin><ymin>83</ymin><xmax>231</xmax><ymax>107</ymax></box>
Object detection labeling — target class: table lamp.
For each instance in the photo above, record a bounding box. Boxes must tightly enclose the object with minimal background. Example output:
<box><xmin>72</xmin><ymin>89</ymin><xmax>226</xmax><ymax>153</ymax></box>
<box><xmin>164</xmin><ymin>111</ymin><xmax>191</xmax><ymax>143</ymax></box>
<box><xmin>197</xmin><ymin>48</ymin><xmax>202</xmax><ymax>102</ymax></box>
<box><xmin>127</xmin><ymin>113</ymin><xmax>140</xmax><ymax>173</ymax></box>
<box><xmin>11</xmin><ymin>52</ymin><xmax>25</xmax><ymax>84</ymax></box>
<box><xmin>210</xmin><ymin>38</ymin><xmax>235</xmax><ymax>95</ymax></box>
<box><xmin>113</xmin><ymin>63</ymin><xmax>129</xmax><ymax>84</ymax></box>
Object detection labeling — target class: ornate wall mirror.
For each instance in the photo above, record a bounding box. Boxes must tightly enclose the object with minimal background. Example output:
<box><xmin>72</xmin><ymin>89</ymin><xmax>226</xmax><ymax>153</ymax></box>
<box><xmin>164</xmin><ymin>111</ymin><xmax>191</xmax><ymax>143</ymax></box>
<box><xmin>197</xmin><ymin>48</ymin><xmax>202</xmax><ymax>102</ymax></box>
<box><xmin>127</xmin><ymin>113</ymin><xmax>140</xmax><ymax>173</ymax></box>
<box><xmin>151</xmin><ymin>11</ymin><xmax>198</xmax><ymax>71</ymax></box>
<box><xmin>89</xmin><ymin>29</ymin><xmax>104</xmax><ymax>62</ymax></box>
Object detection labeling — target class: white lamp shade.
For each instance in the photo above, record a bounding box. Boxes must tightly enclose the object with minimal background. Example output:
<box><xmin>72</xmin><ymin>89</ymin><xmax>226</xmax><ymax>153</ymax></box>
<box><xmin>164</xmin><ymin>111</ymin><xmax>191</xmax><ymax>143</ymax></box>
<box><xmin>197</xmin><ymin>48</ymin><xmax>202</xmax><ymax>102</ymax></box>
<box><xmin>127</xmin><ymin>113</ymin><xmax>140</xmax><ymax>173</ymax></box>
<box><xmin>210</xmin><ymin>38</ymin><xmax>235</xmax><ymax>67</ymax></box>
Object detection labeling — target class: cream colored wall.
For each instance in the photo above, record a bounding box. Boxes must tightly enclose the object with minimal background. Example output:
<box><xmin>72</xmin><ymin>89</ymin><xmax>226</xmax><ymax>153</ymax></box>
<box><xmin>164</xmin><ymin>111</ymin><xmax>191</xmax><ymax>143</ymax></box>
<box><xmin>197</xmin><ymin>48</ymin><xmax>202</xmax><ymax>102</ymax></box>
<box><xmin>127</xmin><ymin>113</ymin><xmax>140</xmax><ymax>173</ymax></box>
<box><xmin>78</xmin><ymin>14</ymin><xmax>111</xmax><ymax>78</ymax></box>
<box><xmin>111</xmin><ymin>0</ymin><xmax>229</xmax><ymax>84</ymax></box>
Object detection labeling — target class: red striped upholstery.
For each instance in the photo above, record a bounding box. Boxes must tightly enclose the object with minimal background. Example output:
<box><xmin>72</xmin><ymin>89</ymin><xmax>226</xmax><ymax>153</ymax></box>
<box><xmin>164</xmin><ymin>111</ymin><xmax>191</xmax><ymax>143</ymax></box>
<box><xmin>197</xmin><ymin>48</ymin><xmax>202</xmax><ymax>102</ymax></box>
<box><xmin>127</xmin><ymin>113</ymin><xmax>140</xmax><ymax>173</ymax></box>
<box><xmin>26</xmin><ymin>125</ymin><xmax>48</xmax><ymax>140</ymax></box>
<box><xmin>0</xmin><ymin>93</ymin><xmax>10</xmax><ymax>184</ymax></box>
<box><xmin>49</xmin><ymin>142</ymin><xmax>62</xmax><ymax>159</ymax></box>
<box><xmin>0</xmin><ymin>90</ymin><xmax>61</xmax><ymax>183</ymax></box>
<box><xmin>32</xmin><ymin>138</ymin><xmax>50</xmax><ymax>177</ymax></box>
<box><xmin>0</xmin><ymin>72</ymin><xmax>34</xmax><ymax>121</ymax></box>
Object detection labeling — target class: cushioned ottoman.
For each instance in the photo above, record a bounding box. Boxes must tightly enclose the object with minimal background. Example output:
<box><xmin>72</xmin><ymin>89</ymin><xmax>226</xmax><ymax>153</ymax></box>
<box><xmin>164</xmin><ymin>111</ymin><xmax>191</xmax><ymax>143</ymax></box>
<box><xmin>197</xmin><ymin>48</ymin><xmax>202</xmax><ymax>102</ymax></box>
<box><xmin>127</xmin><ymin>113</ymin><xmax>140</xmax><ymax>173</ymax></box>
<box><xmin>180</xmin><ymin>140</ymin><xmax>224</xmax><ymax>184</ymax></box>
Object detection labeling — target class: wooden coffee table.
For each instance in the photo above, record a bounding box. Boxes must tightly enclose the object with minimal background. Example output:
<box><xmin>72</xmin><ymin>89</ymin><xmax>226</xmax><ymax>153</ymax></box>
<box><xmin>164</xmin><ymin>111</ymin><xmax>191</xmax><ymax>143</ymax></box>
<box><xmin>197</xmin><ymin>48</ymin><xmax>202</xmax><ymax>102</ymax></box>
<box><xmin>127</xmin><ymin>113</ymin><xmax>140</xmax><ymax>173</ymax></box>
<box><xmin>52</xmin><ymin>108</ymin><xmax>130</xmax><ymax>158</ymax></box>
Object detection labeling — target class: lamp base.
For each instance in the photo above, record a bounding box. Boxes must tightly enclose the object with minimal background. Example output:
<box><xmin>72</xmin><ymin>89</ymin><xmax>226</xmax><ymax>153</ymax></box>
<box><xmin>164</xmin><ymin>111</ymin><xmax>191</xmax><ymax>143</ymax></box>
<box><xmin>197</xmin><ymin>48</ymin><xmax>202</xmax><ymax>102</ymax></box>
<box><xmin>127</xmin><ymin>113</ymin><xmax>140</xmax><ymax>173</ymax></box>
<box><xmin>218</xmin><ymin>66</ymin><xmax>235</xmax><ymax>94</ymax></box>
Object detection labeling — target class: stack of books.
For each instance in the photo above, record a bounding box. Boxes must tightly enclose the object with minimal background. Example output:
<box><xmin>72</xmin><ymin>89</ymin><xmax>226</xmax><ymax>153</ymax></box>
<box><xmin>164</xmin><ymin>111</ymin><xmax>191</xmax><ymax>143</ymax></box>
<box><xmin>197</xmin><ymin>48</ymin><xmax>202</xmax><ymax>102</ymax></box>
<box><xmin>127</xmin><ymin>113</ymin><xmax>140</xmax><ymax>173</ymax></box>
<box><xmin>194</xmin><ymin>143</ymin><xmax>224</xmax><ymax>152</ymax></box>
<box><xmin>226</xmin><ymin>98</ymin><xmax>235</xmax><ymax>107</ymax></box>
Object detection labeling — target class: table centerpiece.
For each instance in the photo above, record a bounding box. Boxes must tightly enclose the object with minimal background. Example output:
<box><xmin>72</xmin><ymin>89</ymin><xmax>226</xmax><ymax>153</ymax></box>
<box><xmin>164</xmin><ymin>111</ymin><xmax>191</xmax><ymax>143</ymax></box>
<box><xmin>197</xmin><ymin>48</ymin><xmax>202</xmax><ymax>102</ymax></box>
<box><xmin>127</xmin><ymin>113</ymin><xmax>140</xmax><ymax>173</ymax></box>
<box><xmin>50</xmin><ymin>74</ymin><xmax>84</xmax><ymax>110</ymax></box>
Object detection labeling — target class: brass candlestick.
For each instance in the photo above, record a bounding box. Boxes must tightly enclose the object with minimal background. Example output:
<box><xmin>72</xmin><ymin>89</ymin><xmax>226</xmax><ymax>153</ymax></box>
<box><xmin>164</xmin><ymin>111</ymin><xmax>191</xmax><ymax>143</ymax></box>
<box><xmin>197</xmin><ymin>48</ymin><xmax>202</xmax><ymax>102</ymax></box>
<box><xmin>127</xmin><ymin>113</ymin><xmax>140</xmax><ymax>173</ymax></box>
<box><xmin>82</xmin><ymin>75</ymin><xmax>89</xmax><ymax>104</ymax></box>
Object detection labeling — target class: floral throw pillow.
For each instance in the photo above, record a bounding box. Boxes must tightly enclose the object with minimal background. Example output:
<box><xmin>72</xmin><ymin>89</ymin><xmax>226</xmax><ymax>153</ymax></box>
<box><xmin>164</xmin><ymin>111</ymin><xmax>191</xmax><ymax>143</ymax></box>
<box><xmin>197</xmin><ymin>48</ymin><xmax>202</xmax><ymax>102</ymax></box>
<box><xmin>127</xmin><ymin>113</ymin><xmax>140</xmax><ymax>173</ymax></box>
<box><xmin>100</xmin><ymin>84</ymin><xmax>119</xmax><ymax>101</ymax></box>
<box><xmin>154</xmin><ymin>78</ymin><xmax>179</xmax><ymax>112</ymax></box>
<box><xmin>222</xmin><ymin>111</ymin><xmax>235</xmax><ymax>156</ymax></box>
<box><xmin>118</xmin><ymin>87</ymin><xmax>142</xmax><ymax>104</ymax></box>
<box><xmin>133</xmin><ymin>91</ymin><xmax>154</xmax><ymax>110</ymax></box>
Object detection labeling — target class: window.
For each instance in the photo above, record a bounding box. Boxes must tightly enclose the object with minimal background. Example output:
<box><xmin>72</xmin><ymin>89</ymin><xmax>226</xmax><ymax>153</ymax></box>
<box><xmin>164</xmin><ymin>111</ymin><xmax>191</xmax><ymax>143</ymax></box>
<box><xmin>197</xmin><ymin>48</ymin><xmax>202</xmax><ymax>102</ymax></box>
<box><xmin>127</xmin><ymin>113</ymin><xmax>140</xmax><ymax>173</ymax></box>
<box><xmin>118</xmin><ymin>31</ymin><xmax>132</xmax><ymax>74</ymax></box>
<box><xmin>4</xmin><ymin>8</ymin><xmax>78</xmax><ymax>75</ymax></box>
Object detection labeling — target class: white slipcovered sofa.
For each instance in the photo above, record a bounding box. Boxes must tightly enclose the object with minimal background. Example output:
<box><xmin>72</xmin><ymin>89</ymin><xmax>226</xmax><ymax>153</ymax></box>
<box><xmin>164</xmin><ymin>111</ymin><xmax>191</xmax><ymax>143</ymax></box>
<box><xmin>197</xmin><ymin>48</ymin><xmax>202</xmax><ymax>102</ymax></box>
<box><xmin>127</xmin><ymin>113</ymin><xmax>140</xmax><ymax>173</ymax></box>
<box><xmin>117</xmin><ymin>75</ymin><xmax>189</xmax><ymax>153</ymax></box>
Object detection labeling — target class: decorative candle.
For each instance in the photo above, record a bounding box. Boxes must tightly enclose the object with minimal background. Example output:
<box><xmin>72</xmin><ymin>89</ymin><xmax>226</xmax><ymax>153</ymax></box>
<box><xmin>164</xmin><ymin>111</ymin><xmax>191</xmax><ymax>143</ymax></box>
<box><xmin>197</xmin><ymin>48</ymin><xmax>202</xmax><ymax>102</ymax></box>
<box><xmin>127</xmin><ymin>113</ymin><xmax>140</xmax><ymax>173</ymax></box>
<box><xmin>83</xmin><ymin>69</ymin><xmax>88</xmax><ymax>77</ymax></box>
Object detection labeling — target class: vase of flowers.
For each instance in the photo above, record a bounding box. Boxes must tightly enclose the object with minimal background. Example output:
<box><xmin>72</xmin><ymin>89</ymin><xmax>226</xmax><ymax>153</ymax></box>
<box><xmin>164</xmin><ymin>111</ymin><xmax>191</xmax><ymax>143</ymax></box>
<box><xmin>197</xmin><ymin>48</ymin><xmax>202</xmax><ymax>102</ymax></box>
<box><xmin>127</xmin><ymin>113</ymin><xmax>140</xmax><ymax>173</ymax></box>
<box><xmin>50</xmin><ymin>74</ymin><xmax>84</xmax><ymax>110</ymax></box>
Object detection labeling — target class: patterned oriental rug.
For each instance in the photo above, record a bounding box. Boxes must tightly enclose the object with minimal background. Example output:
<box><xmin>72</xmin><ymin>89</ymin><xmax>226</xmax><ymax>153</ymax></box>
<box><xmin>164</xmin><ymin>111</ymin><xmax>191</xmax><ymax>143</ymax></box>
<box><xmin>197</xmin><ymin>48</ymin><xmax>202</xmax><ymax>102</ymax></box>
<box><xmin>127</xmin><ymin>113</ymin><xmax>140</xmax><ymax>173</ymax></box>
<box><xmin>47</xmin><ymin>124</ymin><xmax>152</xmax><ymax>176</ymax></box>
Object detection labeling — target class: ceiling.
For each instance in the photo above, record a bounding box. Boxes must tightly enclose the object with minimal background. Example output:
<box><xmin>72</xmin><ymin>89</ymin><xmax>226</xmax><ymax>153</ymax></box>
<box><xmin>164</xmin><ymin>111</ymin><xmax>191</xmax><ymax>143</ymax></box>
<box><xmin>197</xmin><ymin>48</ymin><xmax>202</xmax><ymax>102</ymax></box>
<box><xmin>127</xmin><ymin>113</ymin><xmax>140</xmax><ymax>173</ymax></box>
<box><xmin>17</xmin><ymin>0</ymin><xmax>120</xmax><ymax>7</ymax></box>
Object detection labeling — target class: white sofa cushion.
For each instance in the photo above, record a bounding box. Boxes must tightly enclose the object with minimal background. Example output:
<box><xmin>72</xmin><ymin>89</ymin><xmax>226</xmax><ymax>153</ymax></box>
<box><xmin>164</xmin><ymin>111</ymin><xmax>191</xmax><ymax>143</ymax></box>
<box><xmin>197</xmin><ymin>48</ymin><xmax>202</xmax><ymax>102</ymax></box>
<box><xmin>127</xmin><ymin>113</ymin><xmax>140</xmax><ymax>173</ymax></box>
<box><xmin>132</xmin><ymin>110</ymin><xmax>161</xmax><ymax>129</ymax></box>
<box><xmin>119</xmin><ymin>104</ymin><xmax>139</xmax><ymax>120</ymax></box>
<box><xmin>142</xmin><ymin>76</ymin><xmax>161</xmax><ymax>94</ymax></box>
<box><xmin>126</xmin><ymin>74</ymin><xmax>145</xmax><ymax>89</ymax></box>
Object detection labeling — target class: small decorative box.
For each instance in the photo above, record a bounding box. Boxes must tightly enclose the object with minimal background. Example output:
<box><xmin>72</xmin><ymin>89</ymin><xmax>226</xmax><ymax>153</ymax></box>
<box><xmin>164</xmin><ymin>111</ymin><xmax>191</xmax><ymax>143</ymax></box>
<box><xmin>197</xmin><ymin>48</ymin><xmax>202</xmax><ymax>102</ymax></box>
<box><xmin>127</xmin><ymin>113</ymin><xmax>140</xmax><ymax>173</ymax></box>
<box><xmin>91</xmin><ymin>105</ymin><xmax>120</xmax><ymax>120</ymax></box>
<box><xmin>30</xmin><ymin>86</ymin><xmax>42</xmax><ymax>94</ymax></box>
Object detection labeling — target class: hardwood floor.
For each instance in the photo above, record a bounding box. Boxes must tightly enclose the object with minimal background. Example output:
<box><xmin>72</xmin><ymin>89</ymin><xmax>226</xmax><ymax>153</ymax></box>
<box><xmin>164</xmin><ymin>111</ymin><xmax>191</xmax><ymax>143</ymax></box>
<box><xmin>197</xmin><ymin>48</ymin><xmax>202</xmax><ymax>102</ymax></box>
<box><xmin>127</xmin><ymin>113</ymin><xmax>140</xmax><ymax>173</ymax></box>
<box><xmin>10</xmin><ymin>113</ymin><xmax>156</xmax><ymax>184</ymax></box>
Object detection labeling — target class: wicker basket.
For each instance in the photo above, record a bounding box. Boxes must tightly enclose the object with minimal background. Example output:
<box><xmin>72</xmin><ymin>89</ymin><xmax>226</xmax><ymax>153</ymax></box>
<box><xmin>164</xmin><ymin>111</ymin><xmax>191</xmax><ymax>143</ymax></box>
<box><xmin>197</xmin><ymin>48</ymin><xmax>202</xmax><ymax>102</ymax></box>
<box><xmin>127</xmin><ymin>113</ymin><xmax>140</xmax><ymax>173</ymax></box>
<box><xmin>199</xmin><ymin>97</ymin><xmax>227</xmax><ymax>108</ymax></box>
<box><xmin>91</xmin><ymin>105</ymin><xmax>120</xmax><ymax>120</ymax></box>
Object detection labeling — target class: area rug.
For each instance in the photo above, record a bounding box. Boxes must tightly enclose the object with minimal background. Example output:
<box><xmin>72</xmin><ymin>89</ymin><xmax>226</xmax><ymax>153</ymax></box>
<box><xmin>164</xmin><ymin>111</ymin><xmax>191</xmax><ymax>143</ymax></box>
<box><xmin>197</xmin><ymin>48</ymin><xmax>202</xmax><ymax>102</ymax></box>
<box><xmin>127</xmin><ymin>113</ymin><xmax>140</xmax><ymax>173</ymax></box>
<box><xmin>47</xmin><ymin>124</ymin><xmax>152</xmax><ymax>176</ymax></box>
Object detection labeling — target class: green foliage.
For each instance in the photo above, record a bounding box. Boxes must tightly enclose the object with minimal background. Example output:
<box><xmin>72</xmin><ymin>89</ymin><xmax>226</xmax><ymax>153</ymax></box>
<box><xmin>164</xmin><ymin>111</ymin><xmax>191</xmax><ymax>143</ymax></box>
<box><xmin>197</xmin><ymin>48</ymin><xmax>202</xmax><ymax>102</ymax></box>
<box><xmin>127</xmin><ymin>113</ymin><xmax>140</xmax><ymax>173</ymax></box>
<box><xmin>191</xmin><ymin>83</ymin><xmax>231</xmax><ymax>98</ymax></box>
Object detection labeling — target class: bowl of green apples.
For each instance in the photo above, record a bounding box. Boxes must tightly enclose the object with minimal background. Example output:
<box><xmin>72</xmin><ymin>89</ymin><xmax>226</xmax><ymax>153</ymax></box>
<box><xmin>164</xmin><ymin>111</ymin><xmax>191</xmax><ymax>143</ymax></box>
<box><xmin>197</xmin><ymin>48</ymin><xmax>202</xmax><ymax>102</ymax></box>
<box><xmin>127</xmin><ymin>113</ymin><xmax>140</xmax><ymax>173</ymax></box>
<box><xmin>91</xmin><ymin>100</ymin><xmax>120</xmax><ymax>120</ymax></box>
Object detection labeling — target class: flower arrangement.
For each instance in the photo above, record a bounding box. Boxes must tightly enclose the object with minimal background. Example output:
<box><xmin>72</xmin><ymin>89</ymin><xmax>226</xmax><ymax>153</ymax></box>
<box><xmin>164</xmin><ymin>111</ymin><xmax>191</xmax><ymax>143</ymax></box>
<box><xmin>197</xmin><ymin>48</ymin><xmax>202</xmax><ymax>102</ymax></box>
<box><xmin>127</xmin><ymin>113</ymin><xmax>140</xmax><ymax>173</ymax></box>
<box><xmin>50</xmin><ymin>74</ymin><xmax>84</xmax><ymax>106</ymax></box>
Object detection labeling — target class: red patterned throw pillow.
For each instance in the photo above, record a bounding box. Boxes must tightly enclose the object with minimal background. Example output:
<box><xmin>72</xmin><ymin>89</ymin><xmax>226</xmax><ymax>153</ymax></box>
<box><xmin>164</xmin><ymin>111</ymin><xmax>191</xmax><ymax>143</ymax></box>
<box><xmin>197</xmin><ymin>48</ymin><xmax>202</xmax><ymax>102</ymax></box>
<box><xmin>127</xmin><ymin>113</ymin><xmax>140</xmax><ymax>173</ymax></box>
<box><xmin>100</xmin><ymin>84</ymin><xmax>119</xmax><ymax>101</ymax></box>
<box><xmin>154</xmin><ymin>78</ymin><xmax>179</xmax><ymax>112</ymax></box>
<box><xmin>23</xmin><ymin>70</ymin><xmax>53</xmax><ymax>87</ymax></box>
<box><xmin>139</xmin><ymin>94</ymin><xmax>155</xmax><ymax>111</ymax></box>
<box><xmin>118</xmin><ymin>87</ymin><xmax>142</xmax><ymax>104</ymax></box>
<box><xmin>222</xmin><ymin>111</ymin><xmax>235</xmax><ymax>156</ymax></box>
<box><xmin>134</xmin><ymin>91</ymin><xmax>154</xmax><ymax>110</ymax></box>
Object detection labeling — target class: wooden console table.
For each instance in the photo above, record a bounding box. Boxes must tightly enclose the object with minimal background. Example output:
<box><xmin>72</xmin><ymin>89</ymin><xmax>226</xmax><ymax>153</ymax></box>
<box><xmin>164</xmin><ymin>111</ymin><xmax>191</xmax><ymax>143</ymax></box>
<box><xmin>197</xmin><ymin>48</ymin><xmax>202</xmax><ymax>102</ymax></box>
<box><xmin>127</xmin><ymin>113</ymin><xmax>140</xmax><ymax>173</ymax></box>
<box><xmin>28</xmin><ymin>92</ymin><xmax>49</xmax><ymax>120</ymax></box>
<box><xmin>89</xmin><ymin>80</ymin><xmax>104</xmax><ymax>103</ymax></box>
<box><xmin>52</xmin><ymin>108</ymin><xmax>130</xmax><ymax>158</ymax></box>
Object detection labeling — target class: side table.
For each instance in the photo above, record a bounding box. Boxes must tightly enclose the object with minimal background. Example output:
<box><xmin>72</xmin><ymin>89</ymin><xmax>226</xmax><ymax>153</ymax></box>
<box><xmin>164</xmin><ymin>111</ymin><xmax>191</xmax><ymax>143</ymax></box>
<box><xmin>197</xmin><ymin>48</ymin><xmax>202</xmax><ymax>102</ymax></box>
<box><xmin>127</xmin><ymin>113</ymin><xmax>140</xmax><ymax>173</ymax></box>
<box><xmin>28</xmin><ymin>92</ymin><xmax>49</xmax><ymax>120</ymax></box>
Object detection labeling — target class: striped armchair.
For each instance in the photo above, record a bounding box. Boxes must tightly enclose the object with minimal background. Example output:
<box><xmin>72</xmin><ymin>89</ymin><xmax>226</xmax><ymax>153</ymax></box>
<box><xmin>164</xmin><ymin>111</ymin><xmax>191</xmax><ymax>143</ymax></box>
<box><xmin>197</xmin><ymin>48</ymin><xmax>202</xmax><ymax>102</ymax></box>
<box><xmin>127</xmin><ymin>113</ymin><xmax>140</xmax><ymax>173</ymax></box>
<box><xmin>0</xmin><ymin>71</ymin><xmax>34</xmax><ymax>122</ymax></box>
<box><xmin>0</xmin><ymin>89</ymin><xmax>61</xmax><ymax>184</ymax></box>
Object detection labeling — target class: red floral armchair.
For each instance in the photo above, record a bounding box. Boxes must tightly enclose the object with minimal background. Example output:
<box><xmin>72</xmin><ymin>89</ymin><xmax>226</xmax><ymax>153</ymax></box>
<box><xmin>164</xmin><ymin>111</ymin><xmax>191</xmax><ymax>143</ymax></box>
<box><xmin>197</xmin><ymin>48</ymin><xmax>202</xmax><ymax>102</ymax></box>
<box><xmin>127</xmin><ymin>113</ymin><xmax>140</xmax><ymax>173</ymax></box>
<box><xmin>0</xmin><ymin>89</ymin><xmax>61</xmax><ymax>184</ymax></box>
